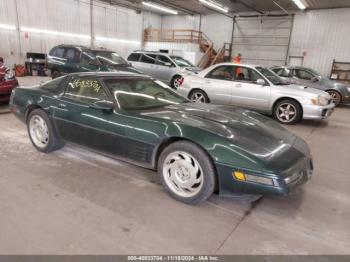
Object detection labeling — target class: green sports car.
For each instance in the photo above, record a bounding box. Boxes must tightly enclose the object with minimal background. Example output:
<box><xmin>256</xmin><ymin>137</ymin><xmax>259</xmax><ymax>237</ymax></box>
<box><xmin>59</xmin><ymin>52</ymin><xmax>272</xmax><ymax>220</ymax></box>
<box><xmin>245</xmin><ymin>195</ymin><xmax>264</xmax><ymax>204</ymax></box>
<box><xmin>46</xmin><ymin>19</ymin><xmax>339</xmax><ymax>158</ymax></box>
<box><xmin>9</xmin><ymin>72</ymin><xmax>313</xmax><ymax>204</ymax></box>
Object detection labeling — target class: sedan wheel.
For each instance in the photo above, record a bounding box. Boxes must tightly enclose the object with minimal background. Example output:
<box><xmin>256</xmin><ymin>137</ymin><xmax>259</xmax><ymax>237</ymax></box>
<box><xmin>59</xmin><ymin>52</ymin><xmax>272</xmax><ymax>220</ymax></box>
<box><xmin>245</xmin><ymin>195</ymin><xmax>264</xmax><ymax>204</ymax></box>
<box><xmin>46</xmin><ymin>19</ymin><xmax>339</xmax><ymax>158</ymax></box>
<box><xmin>163</xmin><ymin>151</ymin><xmax>204</xmax><ymax>198</ymax></box>
<box><xmin>327</xmin><ymin>90</ymin><xmax>341</xmax><ymax>106</ymax></box>
<box><xmin>274</xmin><ymin>99</ymin><xmax>302</xmax><ymax>124</ymax></box>
<box><xmin>189</xmin><ymin>90</ymin><xmax>209</xmax><ymax>103</ymax></box>
<box><xmin>158</xmin><ymin>141</ymin><xmax>215</xmax><ymax>204</ymax></box>
<box><xmin>29</xmin><ymin>115</ymin><xmax>49</xmax><ymax>149</ymax></box>
<box><xmin>172</xmin><ymin>76</ymin><xmax>182</xmax><ymax>89</ymax></box>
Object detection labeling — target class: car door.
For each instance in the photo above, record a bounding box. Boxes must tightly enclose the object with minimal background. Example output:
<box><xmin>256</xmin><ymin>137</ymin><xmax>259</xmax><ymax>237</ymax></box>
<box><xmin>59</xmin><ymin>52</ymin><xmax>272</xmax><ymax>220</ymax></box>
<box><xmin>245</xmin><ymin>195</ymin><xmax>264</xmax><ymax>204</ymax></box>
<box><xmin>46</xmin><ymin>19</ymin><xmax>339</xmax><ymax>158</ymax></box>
<box><xmin>136</xmin><ymin>54</ymin><xmax>157</xmax><ymax>77</ymax></box>
<box><xmin>202</xmin><ymin>65</ymin><xmax>235</xmax><ymax>105</ymax></box>
<box><xmin>156</xmin><ymin>55</ymin><xmax>176</xmax><ymax>83</ymax></box>
<box><xmin>231</xmin><ymin>66</ymin><xmax>271</xmax><ymax>112</ymax></box>
<box><xmin>52</xmin><ymin>76</ymin><xmax>129</xmax><ymax>157</ymax></box>
<box><xmin>63</xmin><ymin>48</ymin><xmax>81</xmax><ymax>73</ymax></box>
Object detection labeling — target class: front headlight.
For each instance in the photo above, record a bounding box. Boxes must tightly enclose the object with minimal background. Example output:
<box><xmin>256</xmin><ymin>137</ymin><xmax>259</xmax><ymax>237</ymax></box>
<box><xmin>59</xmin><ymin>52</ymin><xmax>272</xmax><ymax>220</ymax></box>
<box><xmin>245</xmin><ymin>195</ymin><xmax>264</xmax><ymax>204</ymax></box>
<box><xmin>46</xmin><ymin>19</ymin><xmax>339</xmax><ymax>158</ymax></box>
<box><xmin>311</xmin><ymin>95</ymin><xmax>328</xmax><ymax>106</ymax></box>
<box><xmin>233</xmin><ymin>171</ymin><xmax>275</xmax><ymax>186</ymax></box>
<box><xmin>5</xmin><ymin>69</ymin><xmax>15</xmax><ymax>80</ymax></box>
<box><xmin>347</xmin><ymin>87</ymin><xmax>350</xmax><ymax>92</ymax></box>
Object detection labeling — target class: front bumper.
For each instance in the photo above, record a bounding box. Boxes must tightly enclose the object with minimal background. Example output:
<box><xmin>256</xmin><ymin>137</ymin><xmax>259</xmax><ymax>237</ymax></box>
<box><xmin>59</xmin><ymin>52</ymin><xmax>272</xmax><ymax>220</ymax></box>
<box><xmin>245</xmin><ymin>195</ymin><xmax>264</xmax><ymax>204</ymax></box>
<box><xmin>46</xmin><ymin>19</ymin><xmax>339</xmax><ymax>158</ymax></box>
<box><xmin>215</xmin><ymin>158</ymin><xmax>313</xmax><ymax>196</ymax></box>
<box><xmin>302</xmin><ymin>103</ymin><xmax>335</xmax><ymax>120</ymax></box>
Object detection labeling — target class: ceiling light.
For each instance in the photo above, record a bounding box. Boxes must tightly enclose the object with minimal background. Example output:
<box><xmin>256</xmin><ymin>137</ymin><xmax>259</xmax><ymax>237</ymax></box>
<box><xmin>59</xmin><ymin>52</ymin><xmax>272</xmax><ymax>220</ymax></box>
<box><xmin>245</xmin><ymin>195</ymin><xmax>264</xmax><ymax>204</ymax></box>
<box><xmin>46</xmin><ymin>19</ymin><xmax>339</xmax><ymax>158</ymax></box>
<box><xmin>142</xmin><ymin>1</ymin><xmax>178</xmax><ymax>15</ymax></box>
<box><xmin>198</xmin><ymin>0</ymin><xmax>229</xmax><ymax>13</ymax></box>
<box><xmin>95</xmin><ymin>36</ymin><xmax>141</xmax><ymax>45</ymax></box>
<box><xmin>20</xmin><ymin>27</ymin><xmax>91</xmax><ymax>39</ymax></box>
<box><xmin>0</xmin><ymin>24</ymin><xmax>16</xmax><ymax>30</ymax></box>
<box><xmin>292</xmin><ymin>0</ymin><xmax>306</xmax><ymax>10</ymax></box>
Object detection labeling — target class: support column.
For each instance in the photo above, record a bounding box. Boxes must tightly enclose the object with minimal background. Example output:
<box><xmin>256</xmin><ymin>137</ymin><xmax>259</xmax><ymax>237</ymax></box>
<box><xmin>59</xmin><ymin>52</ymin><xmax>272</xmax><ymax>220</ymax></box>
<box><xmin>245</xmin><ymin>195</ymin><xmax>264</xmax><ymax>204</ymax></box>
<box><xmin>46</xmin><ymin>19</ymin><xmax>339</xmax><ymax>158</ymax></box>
<box><xmin>90</xmin><ymin>0</ymin><xmax>94</xmax><ymax>47</ymax></box>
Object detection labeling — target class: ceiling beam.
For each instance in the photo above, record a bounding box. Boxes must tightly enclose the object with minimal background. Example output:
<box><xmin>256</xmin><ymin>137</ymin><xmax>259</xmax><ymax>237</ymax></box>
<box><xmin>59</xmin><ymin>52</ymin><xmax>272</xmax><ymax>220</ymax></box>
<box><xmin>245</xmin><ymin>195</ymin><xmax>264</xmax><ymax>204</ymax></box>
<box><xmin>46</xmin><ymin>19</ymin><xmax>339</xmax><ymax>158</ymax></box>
<box><xmin>230</xmin><ymin>0</ymin><xmax>264</xmax><ymax>14</ymax></box>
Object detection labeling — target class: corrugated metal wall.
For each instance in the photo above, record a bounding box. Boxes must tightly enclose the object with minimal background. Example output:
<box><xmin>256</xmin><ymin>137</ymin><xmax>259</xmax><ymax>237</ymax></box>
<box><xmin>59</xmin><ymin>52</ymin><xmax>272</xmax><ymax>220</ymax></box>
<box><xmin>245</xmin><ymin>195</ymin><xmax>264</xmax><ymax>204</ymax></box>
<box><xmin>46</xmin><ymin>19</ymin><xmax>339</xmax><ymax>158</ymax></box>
<box><xmin>0</xmin><ymin>0</ymin><xmax>158</xmax><ymax>67</ymax></box>
<box><xmin>232</xmin><ymin>16</ymin><xmax>293</xmax><ymax>67</ymax></box>
<box><xmin>161</xmin><ymin>15</ymin><xmax>200</xmax><ymax>31</ymax></box>
<box><xmin>289</xmin><ymin>8</ymin><xmax>350</xmax><ymax>76</ymax></box>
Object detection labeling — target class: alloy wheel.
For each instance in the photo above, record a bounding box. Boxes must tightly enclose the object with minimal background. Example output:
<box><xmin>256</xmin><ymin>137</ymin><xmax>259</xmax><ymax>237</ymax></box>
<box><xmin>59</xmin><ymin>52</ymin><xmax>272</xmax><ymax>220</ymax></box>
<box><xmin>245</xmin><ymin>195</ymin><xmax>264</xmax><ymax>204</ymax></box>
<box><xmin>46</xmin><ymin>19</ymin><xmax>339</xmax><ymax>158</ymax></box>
<box><xmin>327</xmin><ymin>90</ymin><xmax>341</xmax><ymax>106</ymax></box>
<box><xmin>190</xmin><ymin>92</ymin><xmax>206</xmax><ymax>103</ymax></box>
<box><xmin>173</xmin><ymin>77</ymin><xmax>182</xmax><ymax>88</ymax></box>
<box><xmin>162</xmin><ymin>151</ymin><xmax>204</xmax><ymax>198</ymax></box>
<box><xmin>29</xmin><ymin>115</ymin><xmax>49</xmax><ymax>148</ymax></box>
<box><xmin>276</xmin><ymin>103</ymin><xmax>297</xmax><ymax>123</ymax></box>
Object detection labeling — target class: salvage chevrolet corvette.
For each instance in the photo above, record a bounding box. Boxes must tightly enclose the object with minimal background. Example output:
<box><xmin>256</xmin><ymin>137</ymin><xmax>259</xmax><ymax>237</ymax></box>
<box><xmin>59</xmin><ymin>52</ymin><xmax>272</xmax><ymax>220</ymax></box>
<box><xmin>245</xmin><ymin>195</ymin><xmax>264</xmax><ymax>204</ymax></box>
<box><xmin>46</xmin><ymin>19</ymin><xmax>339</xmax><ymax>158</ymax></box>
<box><xmin>10</xmin><ymin>72</ymin><xmax>313</xmax><ymax>204</ymax></box>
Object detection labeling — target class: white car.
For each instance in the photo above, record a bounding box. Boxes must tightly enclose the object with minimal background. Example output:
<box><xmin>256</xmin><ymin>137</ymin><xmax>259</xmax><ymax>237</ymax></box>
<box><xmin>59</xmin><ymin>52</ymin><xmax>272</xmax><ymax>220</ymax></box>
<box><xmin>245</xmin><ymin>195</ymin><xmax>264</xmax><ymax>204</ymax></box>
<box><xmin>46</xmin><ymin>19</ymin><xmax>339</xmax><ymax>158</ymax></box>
<box><xmin>177</xmin><ymin>63</ymin><xmax>335</xmax><ymax>124</ymax></box>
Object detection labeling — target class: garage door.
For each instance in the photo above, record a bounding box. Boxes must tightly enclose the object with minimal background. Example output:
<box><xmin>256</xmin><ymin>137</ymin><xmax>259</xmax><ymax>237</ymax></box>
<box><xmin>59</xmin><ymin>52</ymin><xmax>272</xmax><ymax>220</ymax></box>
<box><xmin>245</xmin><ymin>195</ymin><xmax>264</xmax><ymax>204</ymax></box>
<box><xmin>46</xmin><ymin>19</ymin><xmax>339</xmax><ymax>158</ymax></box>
<box><xmin>232</xmin><ymin>16</ymin><xmax>293</xmax><ymax>68</ymax></box>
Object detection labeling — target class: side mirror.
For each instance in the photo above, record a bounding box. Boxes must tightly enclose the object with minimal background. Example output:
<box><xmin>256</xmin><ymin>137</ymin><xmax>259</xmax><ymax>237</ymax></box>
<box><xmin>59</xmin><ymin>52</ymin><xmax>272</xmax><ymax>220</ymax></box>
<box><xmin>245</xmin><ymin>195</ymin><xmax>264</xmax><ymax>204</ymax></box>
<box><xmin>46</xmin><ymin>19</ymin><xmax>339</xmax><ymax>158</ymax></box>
<box><xmin>257</xmin><ymin>79</ymin><xmax>266</xmax><ymax>85</ymax></box>
<box><xmin>89</xmin><ymin>101</ymin><xmax>114</xmax><ymax>112</ymax></box>
<box><xmin>311</xmin><ymin>76</ymin><xmax>320</xmax><ymax>82</ymax></box>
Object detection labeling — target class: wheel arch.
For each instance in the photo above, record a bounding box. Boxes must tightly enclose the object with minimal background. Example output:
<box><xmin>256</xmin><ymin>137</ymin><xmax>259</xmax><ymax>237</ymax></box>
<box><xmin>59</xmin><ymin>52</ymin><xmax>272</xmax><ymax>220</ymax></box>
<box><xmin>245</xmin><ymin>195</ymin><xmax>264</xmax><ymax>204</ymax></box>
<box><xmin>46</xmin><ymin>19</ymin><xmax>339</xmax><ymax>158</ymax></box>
<box><xmin>272</xmin><ymin>97</ymin><xmax>303</xmax><ymax>118</ymax></box>
<box><xmin>152</xmin><ymin>137</ymin><xmax>219</xmax><ymax>193</ymax></box>
<box><xmin>325</xmin><ymin>89</ymin><xmax>342</xmax><ymax>102</ymax></box>
<box><xmin>25</xmin><ymin>104</ymin><xmax>44</xmax><ymax>122</ymax></box>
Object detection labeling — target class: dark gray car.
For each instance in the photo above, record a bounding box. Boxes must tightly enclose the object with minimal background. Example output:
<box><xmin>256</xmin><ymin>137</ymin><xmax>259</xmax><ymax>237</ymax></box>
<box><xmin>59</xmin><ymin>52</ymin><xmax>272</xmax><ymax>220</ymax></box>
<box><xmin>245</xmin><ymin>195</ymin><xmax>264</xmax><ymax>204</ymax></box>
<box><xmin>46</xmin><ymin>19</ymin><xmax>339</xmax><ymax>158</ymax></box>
<box><xmin>271</xmin><ymin>66</ymin><xmax>350</xmax><ymax>106</ymax></box>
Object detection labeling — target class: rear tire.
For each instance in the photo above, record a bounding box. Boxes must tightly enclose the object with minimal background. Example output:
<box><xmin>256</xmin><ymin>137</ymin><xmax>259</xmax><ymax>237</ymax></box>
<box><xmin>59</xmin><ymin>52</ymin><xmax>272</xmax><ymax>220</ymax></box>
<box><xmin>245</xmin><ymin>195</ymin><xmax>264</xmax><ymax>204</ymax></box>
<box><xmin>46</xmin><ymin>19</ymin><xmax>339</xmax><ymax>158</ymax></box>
<box><xmin>51</xmin><ymin>70</ymin><xmax>61</xmax><ymax>79</ymax></box>
<box><xmin>189</xmin><ymin>89</ymin><xmax>209</xmax><ymax>103</ymax></box>
<box><xmin>273</xmin><ymin>99</ymin><xmax>302</xmax><ymax>124</ymax></box>
<box><xmin>157</xmin><ymin>141</ymin><xmax>215</xmax><ymax>205</ymax></box>
<box><xmin>27</xmin><ymin>109</ymin><xmax>64</xmax><ymax>153</ymax></box>
<box><xmin>171</xmin><ymin>75</ymin><xmax>182</xmax><ymax>89</ymax></box>
<box><xmin>326</xmin><ymin>90</ymin><xmax>342</xmax><ymax>106</ymax></box>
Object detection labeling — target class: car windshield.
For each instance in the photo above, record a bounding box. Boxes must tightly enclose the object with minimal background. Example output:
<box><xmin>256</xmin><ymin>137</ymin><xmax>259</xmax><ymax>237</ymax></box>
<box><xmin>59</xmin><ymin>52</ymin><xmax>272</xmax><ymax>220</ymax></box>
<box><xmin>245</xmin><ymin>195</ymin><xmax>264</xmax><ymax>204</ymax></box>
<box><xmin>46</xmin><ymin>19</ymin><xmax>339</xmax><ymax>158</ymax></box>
<box><xmin>304</xmin><ymin>68</ymin><xmax>321</xmax><ymax>77</ymax></box>
<box><xmin>170</xmin><ymin>56</ymin><xmax>195</xmax><ymax>67</ymax></box>
<box><xmin>85</xmin><ymin>50</ymin><xmax>128</xmax><ymax>66</ymax></box>
<box><xmin>256</xmin><ymin>67</ymin><xmax>288</xmax><ymax>85</ymax></box>
<box><xmin>104</xmin><ymin>78</ymin><xmax>188</xmax><ymax>110</ymax></box>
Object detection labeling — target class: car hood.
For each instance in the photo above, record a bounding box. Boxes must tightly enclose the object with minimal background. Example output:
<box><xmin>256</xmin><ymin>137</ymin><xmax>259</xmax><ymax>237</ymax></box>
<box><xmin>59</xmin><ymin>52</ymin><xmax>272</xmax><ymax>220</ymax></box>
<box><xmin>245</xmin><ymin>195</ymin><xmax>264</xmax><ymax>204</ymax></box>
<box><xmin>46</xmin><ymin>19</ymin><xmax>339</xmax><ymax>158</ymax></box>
<box><xmin>274</xmin><ymin>84</ymin><xmax>328</xmax><ymax>96</ymax></box>
<box><xmin>140</xmin><ymin>103</ymin><xmax>305</xmax><ymax>164</ymax></box>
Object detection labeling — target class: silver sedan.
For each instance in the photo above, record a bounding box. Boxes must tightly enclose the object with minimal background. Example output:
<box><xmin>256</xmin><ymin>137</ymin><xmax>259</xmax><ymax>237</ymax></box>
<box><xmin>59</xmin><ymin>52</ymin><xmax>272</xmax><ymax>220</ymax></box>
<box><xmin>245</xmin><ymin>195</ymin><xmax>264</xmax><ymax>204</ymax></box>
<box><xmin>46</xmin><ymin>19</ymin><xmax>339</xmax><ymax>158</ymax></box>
<box><xmin>177</xmin><ymin>63</ymin><xmax>335</xmax><ymax>124</ymax></box>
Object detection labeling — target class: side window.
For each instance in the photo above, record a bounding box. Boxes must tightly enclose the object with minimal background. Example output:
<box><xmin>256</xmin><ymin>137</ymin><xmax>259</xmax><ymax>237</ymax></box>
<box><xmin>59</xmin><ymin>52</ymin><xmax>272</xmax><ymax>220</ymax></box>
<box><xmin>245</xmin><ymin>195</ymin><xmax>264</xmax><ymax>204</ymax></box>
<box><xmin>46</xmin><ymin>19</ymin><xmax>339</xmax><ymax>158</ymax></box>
<box><xmin>275</xmin><ymin>68</ymin><xmax>292</xmax><ymax>78</ymax></box>
<box><xmin>234</xmin><ymin>67</ymin><xmax>261</xmax><ymax>83</ymax></box>
<box><xmin>65</xmin><ymin>78</ymin><xmax>110</xmax><ymax>104</ymax></box>
<box><xmin>157</xmin><ymin>55</ymin><xmax>173</xmax><ymax>66</ymax></box>
<box><xmin>127</xmin><ymin>53</ymin><xmax>141</xmax><ymax>62</ymax></box>
<box><xmin>80</xmin><ymin>53</ymin><xmax>94</xmax><ymax>67</ymax></box>
<box><xmin>205</xmin><ymin>66</ymin><xmax>234</xmax><ymax>81</ymax></box>
<box><xmin>50</xmin><ymin>47</ymin><xmax>65</xmax><ymax>58</ymax></box>
<box><xmin>140</xmin><ymin>54</ymin><xmax>156</xmax><ymax>64</ymax></box>
<box><xmin>295</xmin><ymin>69</ymin><xmax>314</xmax><ymax>80</ymax></box>
<box><xmin>65</xmin><ymin>48</ymin><xmax>80</xmax><ymax>63</ymax></box>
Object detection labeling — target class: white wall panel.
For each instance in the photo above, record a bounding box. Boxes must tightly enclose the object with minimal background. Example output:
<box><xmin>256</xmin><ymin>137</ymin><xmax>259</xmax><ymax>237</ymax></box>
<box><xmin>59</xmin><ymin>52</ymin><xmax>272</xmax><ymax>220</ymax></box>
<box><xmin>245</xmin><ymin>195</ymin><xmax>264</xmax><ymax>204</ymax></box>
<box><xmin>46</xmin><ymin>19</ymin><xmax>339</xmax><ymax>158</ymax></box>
<box><xmin>161</xmin><ymin>15</ymin><xmax>200</xmax><ymax>31</ymax></box>
<box><xmin>289</xmin><ymin>8</ymin><xmax>350</xmax><ymax>76</ymax></box>
<box><xmin>201</xmin><ymin>14</ymin><xmax>233</xmax><ymax>50</ymax></box>
<box><xmin>232</xmin><ymin>16</ymin><xmax>293</xmax><ymax>67</ymax></box>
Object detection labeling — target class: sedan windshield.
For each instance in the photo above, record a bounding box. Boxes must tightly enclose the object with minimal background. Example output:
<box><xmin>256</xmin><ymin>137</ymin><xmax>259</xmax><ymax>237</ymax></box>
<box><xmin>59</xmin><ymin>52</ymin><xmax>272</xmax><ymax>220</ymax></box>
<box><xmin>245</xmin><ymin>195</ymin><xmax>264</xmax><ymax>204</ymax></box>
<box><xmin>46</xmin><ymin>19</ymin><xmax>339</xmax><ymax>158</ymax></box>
<box><xmin>104</xmin><ymin>78</ymin><xmax>188</xmax><ymax>110</ymax></box>
<box><xmin>170</xmin><ymin>56</ymin><xmax>195</xmax><ymax>67</ymax></box>
<box><xmin>256</xmin><ymin>67</ymin><xmax>288</xmax><ymax>85</ymax></box>
<box><xmin>85</xmin><ymin>51</ymin><xmax>128</xmax><ymax>66</ymax></box>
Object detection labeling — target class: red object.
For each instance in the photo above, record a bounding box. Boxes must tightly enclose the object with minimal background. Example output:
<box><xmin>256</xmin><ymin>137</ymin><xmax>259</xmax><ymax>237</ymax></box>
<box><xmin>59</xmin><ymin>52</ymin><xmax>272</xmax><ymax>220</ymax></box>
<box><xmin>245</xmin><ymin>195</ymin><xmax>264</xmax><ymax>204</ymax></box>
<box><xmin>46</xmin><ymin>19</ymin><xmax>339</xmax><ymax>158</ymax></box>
<box><xmin>0</xmin><ymin>66</ymin><xmax>19</xmax><ymax>102</ymax></box>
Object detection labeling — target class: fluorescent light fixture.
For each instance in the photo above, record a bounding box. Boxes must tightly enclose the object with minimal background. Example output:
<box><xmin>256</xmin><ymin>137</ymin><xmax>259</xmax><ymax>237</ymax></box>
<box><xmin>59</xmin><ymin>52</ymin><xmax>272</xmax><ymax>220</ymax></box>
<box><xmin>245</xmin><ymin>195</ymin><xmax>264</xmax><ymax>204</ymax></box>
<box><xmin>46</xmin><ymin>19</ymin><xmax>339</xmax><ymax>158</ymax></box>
<box><xmin>198</xmin><ymin>0</ymin><xmax>229</xmax><ymax>13</ymax></box>
<box><xmin>142</xmin><ymin>1</ymin><xmax>178</xmax><ymax>15</ymax></box>
<box><xmin>0</xmin><ymin>24</ymin><xmax>16</xmax><ymax>30</ymax></box>
<box><xmin>292</xmin><ymin>0</ymin><xmax>306</xmax><ymax>10</ymax></box>
<box><xmin>95</xmin><ymin>36</ymin><xmax>141</xmax><ymax>45</ymax></box>
<box><xmin>20</xmin><ymin>27</ymin><xmax>91</xmax><ymax>39</ymax></box>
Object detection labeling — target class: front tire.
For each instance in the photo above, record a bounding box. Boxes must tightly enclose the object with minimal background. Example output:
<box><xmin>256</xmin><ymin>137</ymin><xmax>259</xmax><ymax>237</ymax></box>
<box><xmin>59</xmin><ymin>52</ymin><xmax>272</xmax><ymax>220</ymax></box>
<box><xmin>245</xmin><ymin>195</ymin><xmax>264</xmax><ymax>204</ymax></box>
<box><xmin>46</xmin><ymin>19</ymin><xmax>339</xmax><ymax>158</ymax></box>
<box><xmin>157</xmin><ymin>141</ymin><xmax>215</xmax><ymax>205</ymax></box>
<box><xmin>273</xmin><ymin>99</ymin><xmax>302</xmax><ymax>124</ymax></box>
<box><xmin>189</xmin><ymin>90</ymin><xmax>209</xmax><ymax>103</ymax></box>
<box><xmin>326</xmin><ymin>90</ymin><xmax>342</xmax><ymax>106</ymax></box>
<box><xmin>27</xmin><ymin>109</ymin><xmax>64</xmax><ymax>153</ymax></box>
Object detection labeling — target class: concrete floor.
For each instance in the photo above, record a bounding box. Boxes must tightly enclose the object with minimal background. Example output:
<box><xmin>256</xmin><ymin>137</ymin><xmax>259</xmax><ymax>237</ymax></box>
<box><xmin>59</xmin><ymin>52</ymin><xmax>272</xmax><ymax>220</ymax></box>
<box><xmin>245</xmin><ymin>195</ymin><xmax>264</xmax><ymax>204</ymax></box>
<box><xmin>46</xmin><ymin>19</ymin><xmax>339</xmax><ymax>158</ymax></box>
<box><xmin>0</xmin><ymin>76</ymin><xmax>349</xmax><ymax>254</ymax></box>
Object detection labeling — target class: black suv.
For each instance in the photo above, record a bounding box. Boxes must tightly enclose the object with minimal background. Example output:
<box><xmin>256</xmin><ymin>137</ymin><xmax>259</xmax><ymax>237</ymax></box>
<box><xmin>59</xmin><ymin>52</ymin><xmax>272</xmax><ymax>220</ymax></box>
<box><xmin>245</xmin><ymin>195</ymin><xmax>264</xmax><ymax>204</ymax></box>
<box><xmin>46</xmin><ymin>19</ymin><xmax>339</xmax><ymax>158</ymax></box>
<box><xmin>47</xmin><ymin>45</ymin><xmax>139</xmax><ymax>78</ymax></box>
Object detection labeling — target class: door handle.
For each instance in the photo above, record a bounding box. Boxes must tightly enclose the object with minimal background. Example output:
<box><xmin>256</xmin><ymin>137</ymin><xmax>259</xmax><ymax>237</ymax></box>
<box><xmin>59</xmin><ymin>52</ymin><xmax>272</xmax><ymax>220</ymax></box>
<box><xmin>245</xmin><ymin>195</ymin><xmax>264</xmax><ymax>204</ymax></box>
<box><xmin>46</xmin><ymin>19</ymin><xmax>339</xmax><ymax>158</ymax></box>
<box><xmin>58</xmin><ymin>103</ymin><xmax>66</xmax><ymax>109</ymax></box>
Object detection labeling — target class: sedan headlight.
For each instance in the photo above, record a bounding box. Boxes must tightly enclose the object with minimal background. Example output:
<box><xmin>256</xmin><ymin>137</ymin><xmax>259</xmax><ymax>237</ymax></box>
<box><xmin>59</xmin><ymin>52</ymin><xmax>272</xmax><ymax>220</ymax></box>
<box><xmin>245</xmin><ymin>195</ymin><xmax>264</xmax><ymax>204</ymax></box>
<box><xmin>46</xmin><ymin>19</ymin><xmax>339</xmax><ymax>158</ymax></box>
<box><xmin>5</xmin><ymin>69</ymin><xmax>15</xmax><ymax>80</ymax></box>
<box><xmin>311</xmin><ymin>95</ymin><xmax>328</xmax><ymax>106</ymax></box>
<box><xmin>347</xmin><ymin>87</ymin><xmax>350</xmax><ymax>92</ymax></box>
